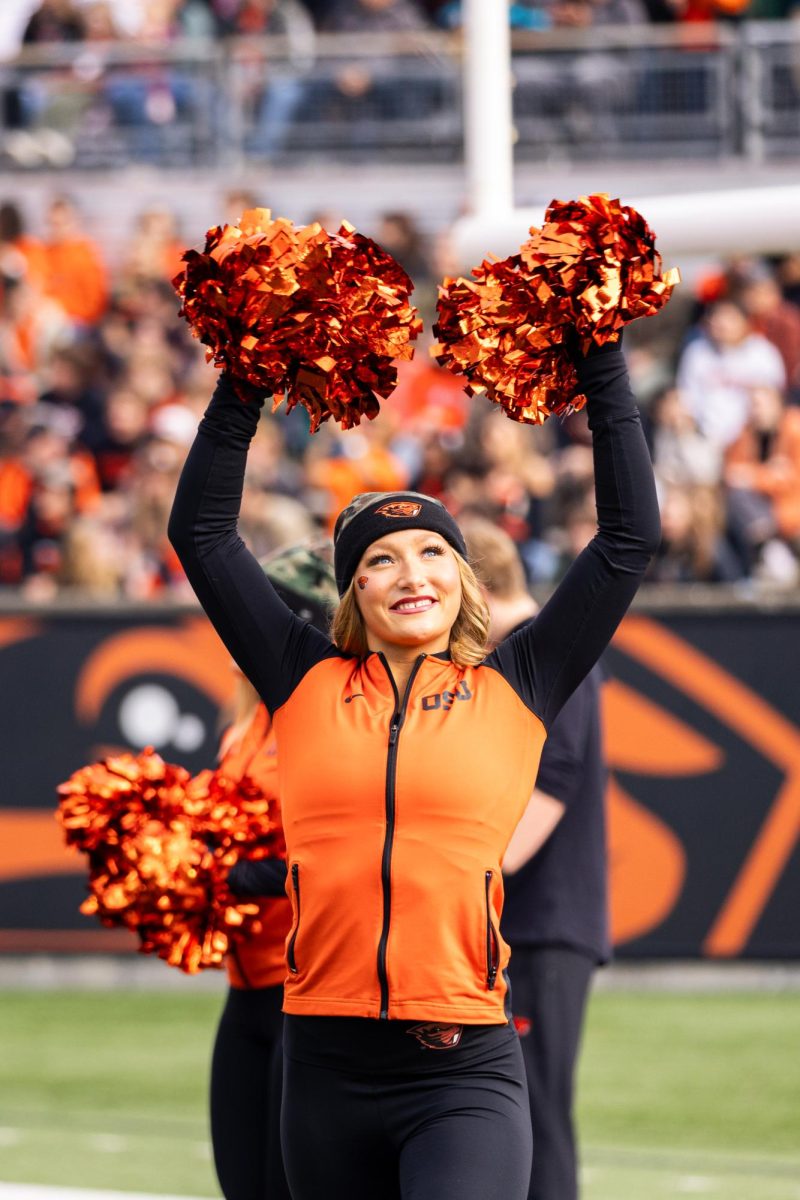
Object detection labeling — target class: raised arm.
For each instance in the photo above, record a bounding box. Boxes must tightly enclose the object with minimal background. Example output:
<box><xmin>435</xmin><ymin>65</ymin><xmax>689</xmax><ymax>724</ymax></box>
<box><xmin>488</xmin><ymin>339</ymin><xmax>660</xmax><ymax>728</ymax></box>
<box><xmin>168</xmin><ymin>375</ymin><xmax>334</xmax><ymax>713</ymax></box>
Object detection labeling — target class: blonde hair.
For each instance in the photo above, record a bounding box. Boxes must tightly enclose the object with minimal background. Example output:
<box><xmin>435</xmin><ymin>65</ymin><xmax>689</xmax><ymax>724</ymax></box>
<box><xmin>331</xmin><ymin>552</ymin><xmax>490</xmax><ymax>668</ymax></box>
<box><xmin>459</xmin><ymin>515</ymin><xmax>528</xmax><ymax>601</ymax></box>
<box><xmin>60</xmin><ymin>518</ymin><xmax>124</xmax><ymax>596</ymax></box>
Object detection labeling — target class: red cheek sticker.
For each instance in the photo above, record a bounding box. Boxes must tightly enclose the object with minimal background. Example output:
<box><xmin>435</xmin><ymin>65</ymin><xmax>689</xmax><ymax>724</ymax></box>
<box><xmin>357</xmin><ymin>576</ymin><xmax>368</xmax><ymax>590</ymax></box>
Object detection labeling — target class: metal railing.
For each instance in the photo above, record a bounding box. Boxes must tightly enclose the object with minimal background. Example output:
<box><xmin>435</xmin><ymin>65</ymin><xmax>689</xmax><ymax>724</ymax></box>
<box><xmin>0</xmin><ymin>23</ymin><xmax>798</xmax><ymax>171</ymax></box>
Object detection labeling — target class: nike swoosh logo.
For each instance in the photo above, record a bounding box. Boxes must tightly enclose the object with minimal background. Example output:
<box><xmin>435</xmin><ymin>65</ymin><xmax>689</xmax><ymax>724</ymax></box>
<box><xmin>344</xmin><ymin>694</ymin><xmax>365</xmax><ymax>703</ymax></box>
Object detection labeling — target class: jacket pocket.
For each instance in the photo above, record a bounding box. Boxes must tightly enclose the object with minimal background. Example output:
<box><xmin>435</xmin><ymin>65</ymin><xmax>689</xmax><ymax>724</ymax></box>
<box><xmin>287</xmin><ymin>862</ymin><xmax>301</xmax><ymax>974</ymax></box>
<box><xmin>484</xmin><ymin>869</ymin><xmax>499</xmax><ymax>991</ymax></box>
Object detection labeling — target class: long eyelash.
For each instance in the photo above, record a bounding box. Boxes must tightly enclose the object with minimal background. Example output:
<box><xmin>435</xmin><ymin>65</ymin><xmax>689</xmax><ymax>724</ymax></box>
<box><xmin>423</xmin><ymin>544</ymin><xmax>445</xmax><ymax>555</ymax></box>
<box><xmin>366</xmin><ymin>555</ymin><xmax>388</xmax><ymax>567</ymax></box>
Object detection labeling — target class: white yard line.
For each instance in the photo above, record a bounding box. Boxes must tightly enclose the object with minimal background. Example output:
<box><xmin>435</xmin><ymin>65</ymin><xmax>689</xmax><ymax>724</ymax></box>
<box><xmin>584</xmin><ymin>1143</ymin><xmax>800</xmax><ymax>1174</ymax></box>
<box><xmin>0</xmin><ymin>1187</ymin><xmax>207</xmax><ymax>1200</ymax></box>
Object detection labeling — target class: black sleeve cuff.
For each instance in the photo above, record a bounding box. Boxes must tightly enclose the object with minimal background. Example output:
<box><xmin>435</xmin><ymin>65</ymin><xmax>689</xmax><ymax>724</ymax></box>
<box><xmin>199</xmin><ymin>372</ymin><xmax>266</xmax><ymax>443</ymax></box>
<box><xmin>575</xmin><ymin>343</ymin><xmax>637</xmax><ymax>427</ymax></box>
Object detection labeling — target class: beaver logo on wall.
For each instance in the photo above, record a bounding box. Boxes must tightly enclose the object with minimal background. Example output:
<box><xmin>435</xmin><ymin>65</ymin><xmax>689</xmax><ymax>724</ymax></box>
<box><xmin>605</xmin><ymin>615</ymin><xmax>800</xmax><ymax>958</ymax></box>
<box><xmin>0</xmin><ymin>612</ymin><xmax>237</xmax><ymax>952</ymax></box>
<box><xmin>1</xmin><ymin>611</ymin><xmax>799</xmax><ymax>958</ymax></box>
<box><xmin>73</xmin><ymin>616</ymin><xmax>233</xmax><ymax>756</ymax></box>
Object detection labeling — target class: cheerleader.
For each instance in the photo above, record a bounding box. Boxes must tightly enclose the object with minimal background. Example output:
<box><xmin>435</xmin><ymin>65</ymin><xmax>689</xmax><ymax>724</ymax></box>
<box><xmin>169</xmin><ymin>333</ymin><xmax>660</xmax><ymax>1200</ymax></box>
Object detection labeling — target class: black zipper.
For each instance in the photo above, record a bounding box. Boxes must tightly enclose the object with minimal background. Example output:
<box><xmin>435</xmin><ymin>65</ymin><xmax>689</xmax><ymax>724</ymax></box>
<box><xmin>287</xmin><ymin>862</ymin><xmax>300</xmax><ymax>974</ymax></box>
<box><xmin>376</xmin><ymin>653</ymin><xmax>426</xmax><ymax>1019</ymax></box>
<box><xmin>485</xmin><ymin>869</ymin><xmax>499</xmax><ymax>991</ymax></box>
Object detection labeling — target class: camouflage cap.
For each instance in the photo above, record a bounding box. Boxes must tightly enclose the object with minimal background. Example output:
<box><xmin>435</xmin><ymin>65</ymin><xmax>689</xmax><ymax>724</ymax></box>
<box><xmin>259</xmin><ymin>543</ymin><xmax>338</xmax><ymax>632</ymax></box>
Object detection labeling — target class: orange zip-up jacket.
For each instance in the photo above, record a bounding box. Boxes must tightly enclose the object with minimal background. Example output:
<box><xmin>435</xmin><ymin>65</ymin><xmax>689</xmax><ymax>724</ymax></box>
<box><xmin>169</xmin><ymin>346</ymin><xmax>660</xmax><ymax>1025</ymax></box>
<box><xmin>275</xmin><ymin>652</ymin><xmax>542</xmax><ymax>1022</ymax></box>
<box><xmin>218</xmin><ymin>703</ymin><xmax>291</xmax><ymax>991</ymax></box>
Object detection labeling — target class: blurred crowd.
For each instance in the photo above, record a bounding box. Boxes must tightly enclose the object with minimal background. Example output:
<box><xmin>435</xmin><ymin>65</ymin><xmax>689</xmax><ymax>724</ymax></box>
<box><xmin>2</xmin><ymin>0</ymin><xmax>798</xmax><ymax>50</ymax></box>
<box><xmin>1</xmin><ymin>188</ymin><xmax>800</xmax><ymax>601</ymax></box>
<box><xmin>2</xmin><ymin>0</ymin><xmax>799</xmax><ymax>171</ymax></box>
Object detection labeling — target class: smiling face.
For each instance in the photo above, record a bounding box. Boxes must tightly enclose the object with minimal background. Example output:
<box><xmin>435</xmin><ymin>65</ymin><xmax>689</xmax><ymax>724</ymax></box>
<box><xmin>353</xmin><ymin>527</ymin><xmax>463</xmax><ymax>659</ymax></box>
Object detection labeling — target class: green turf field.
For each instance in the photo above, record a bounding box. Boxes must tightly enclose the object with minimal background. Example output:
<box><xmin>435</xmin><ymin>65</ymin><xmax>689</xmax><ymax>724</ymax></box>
<box><xmin>0</xmin><ymin>987</ymin><xmax>798</xmax><ymax>1198</ymax></box>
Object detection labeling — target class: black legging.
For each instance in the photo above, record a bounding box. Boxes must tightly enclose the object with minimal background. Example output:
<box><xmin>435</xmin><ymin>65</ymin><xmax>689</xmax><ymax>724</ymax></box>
<box><xmin>508</xmin><ymin>947</ymin><xmax>595</xmax><ymax>1200</ymax></box>
<box><xmin>281</xmin><ymin>1015</ymin><xmax>533</xmax><ymax>1200</ymax></box>
<box><xmin>209</xmin><ymin>985</ymin><xmax>291</xmax><ymax>1200</ymax></box>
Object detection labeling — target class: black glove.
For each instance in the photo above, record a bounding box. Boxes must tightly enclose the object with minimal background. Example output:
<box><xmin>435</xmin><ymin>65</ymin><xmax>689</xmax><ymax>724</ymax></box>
<box><xmin>567</xmin><ymin>327</ymin><xmax>623</xmax><ymax>363</ymax></box>
<box><xmin>221</xmin><ymin>370</ymin><xmax>270</xmax><ymax>406</ymax></box>
<box><xmin>227</xmin><ymin>857</ymin><xmax>289</xmax><ymax>898</ymax></box>
<box><xmin>584</xmin><ymin>328</ymin><xmax>624</xmax><ymax>355</ymax></box>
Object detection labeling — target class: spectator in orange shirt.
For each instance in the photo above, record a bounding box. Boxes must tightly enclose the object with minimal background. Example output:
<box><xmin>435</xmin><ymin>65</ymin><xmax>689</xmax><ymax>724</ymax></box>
<box><xmin>0</xmin><ymin>201</ymin><xmax>48</xmax><ymax>293</ymax></box>
<box><xmin>0</xmin><ymin>273</ymin><xmax>73</xmax><ymax>392</ymax></box>
<box><xmin>725</xmin><ymin>385</ymin><xmax>800</xmax><ymax>578</ymax></box>
<box><xmin>739</xmin><ymin>271</ymin><xmax>800</xmax><ymax>402</ymax></box>
<box><xmin>23</xmin><ymin>407</ymin><xmax>101</xmax><ymax>515</ymax></box>
<box><xmin>0</xmin><ymin>201</ymin><xmax>69</xmax><ymax>397</ymax></box>
<box><xmin>0</xmin><ymin>404</ymin><xmax>33</xmax><ymax>582</ymax></box>
<box><xmin>42</xmin><ymin>195</ymin><xmax>109</xmax><ymax>326</ymax></box>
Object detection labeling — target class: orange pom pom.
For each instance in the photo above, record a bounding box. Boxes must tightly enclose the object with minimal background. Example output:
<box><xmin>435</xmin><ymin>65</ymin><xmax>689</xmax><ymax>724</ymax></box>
<box><xmin>56</xmin><ymin>750</ymin><xmax>283</xmax><ymax>973</ymax></box>
<box><xmin>173</xmin><ymin>208</ymin><xmax>422</xmax><ymax>432</ymax></box>
<box><xmin>433</xmin><ymin>193</ymin><xmax>679</xmax><ymax>425</ymax></box>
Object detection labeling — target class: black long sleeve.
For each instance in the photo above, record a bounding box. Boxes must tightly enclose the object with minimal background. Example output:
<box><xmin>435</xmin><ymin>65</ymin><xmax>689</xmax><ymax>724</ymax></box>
<box><xmin>168</xmin><ymin>375</ymin><xmax>336</xmax><ymax>714</ymax></box>
<box><xmin>486</xmin><ymin>341</ymin><xmax>661</xmax><ymax>728</ymax></box>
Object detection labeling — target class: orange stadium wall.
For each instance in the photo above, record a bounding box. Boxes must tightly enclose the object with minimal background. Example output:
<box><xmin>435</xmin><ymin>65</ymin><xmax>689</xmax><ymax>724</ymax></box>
<box><xmin>0</xmin><ymin>602</ymin><xmax>799</xmax><ymax>960</ymax></box>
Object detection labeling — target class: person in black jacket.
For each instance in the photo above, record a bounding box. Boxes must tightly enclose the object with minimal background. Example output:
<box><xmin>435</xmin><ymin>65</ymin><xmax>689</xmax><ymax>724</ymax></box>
<box><xmin>463</xmin><ymin>516</ymin><xmax>608</xmax><ymax>1200</ymax></box>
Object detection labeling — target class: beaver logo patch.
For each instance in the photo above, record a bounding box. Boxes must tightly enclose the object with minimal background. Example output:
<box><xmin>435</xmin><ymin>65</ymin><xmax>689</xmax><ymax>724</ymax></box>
<box><xmin>407</xmin><ymin>1022</ymin><xmax>463</xmax><ymax>1050</ymax></box>
<box><xmin>376</xmin><ymin>501</ymin><xmax>423</xmax><ymax>518</ymax></box>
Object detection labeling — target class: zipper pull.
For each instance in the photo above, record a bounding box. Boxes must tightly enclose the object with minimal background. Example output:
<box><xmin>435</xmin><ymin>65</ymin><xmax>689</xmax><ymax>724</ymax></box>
<box><xmin>485</xmin><ymin>869</ymin><xmax>498</xmax><ymax>990</ymax></box>
<box><xmin>288</xmin><ymin>863</ymin><xmax>300</xmax><ymax>974</ymax></box>
<box><xmin>389</xmin><ymin>717</ymin><xmax>400</xmax><ymax>747</ymax></box>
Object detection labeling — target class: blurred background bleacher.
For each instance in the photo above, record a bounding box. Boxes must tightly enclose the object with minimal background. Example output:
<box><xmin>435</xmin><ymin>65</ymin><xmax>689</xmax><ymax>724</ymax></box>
<box><xmin>1</xmin><ymin>0</ymin><xmax>800</xmax><ymax>603</ymax></box>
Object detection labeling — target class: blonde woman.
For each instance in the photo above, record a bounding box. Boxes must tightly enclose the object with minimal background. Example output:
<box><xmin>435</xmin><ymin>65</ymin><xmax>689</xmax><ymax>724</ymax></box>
<box><xmin>169</xmin><ymin>336</ymin><xmax>660</xmax><ymax>1200</ymax></box>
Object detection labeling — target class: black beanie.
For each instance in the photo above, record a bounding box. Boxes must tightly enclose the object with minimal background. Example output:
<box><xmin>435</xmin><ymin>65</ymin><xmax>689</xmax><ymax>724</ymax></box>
<box><xmin>333</xmin><ymin>491</ymin><xmax>468</xmax><ymax>596</ymax></box>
